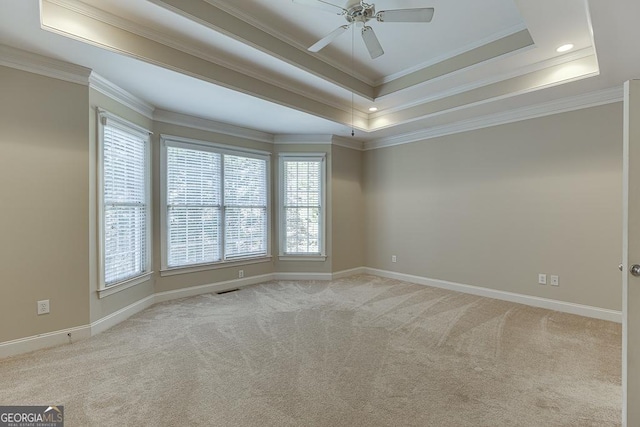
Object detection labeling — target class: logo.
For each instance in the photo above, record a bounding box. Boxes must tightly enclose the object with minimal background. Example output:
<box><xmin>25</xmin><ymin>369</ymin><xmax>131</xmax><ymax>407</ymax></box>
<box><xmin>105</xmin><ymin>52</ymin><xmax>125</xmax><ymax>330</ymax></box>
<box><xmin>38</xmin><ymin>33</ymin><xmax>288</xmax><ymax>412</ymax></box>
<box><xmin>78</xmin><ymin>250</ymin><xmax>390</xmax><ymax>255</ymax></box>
<box><xmin>0</xmin><ymin>406</ymin><xmax>64</xmax><ymax>427</ymax></box>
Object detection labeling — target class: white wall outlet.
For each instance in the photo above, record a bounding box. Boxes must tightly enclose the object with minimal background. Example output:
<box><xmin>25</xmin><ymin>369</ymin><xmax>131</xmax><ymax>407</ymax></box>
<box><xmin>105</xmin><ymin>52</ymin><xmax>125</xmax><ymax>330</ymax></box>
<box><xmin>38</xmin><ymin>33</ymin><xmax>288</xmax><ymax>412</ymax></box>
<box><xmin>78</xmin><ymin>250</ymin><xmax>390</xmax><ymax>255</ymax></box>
<box><xmin>550</xmin><ymin>275</ymin><xmax>559</xmax><ymax>286</ymax></box>
<box><xmin>392</xmin><ymin>255</ymin><xmax>397</xmax><ymax>263</ymax></box>
<box><xmin>538</xmin><ymin>274</ymin><xmax>547</xmax><ymax>285</ymax></box>
<box><xmin>37</xmin><ymin>299</ymin><xmax>50</xmax><ymax>315</ymax></box>
<box><xmin>238</xmin><ymin>270</ymin><xmax>244</xmax><ymax>279</ymax></box>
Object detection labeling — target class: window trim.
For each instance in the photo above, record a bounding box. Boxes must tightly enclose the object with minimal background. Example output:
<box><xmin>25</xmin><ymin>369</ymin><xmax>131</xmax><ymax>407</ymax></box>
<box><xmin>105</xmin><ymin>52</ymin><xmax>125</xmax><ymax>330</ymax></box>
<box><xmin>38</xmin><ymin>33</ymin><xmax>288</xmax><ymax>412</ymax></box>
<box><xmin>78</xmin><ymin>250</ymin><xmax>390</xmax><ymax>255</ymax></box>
<box><xmin>159</xmin><ymin>256</ymin><xmax>272</xmax><ymax>277</ymax></box>
<box><xmin>278</xmin><ymin>153</ymin><xmax>327</xmax><ymax>260</ymax></box>
<box><xmin>97</xmin><ymin>109</ymin><xmax>152</xmax><ymax>296</ymax></box>
<box><xmin>160</xmin><ymin>134</ymin><xmax>271</xmax><ymax>274</ymax></box>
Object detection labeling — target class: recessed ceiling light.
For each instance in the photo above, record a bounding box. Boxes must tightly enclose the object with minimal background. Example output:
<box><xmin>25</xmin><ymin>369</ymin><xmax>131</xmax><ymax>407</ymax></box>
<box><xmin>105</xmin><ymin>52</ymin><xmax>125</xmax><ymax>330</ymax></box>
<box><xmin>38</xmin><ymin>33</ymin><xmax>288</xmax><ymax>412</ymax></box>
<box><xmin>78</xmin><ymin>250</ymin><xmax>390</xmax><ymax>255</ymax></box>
<box><xmin>556</xmin><ymin>43</ymin><xmax>574</xmax><ymax>53</ymax></box>
<box><xmin>368</xmin><ymin>107</ymin><xmax>378</xmax><ymax>112</ymax></box>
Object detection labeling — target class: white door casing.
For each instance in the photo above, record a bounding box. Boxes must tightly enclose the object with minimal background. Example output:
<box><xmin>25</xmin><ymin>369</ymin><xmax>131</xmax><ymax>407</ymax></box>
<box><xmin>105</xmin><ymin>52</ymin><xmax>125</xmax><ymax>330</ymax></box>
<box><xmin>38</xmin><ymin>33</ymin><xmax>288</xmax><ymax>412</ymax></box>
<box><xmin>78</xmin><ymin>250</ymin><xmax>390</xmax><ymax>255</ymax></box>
<box><xmin>622</xmin><ymin>79</ymin><xmax>640</xmax><ymax>427</ymax></box>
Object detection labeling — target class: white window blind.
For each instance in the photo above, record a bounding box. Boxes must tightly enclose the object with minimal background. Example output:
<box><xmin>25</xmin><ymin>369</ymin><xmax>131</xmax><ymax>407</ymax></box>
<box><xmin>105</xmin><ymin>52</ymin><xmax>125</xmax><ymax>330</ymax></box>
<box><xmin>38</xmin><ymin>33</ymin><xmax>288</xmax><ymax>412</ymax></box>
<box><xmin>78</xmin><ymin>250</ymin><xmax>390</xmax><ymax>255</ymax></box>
<box><xmin>167</xmin><ymin>147</ymin><xmax>221</xmax><ymax>267</ymax></box>
<box><xmin>282</xmin><ymin>157</ymin><xmax>324</xmax><ymax>255</ymax></box>
<box><xmin>102</xmin><ymin>121</ymin><xmax>150</xmax><ymax>286</ymax></box>
<box><xmin>224</xmin><ymin>155</ymin><xmax>268</xmax><ymax>259</ymax></box>
<box><xmin>163</xmin><ymin>139</ymin><xmax>270</xmax><ymax>270</ymax></box>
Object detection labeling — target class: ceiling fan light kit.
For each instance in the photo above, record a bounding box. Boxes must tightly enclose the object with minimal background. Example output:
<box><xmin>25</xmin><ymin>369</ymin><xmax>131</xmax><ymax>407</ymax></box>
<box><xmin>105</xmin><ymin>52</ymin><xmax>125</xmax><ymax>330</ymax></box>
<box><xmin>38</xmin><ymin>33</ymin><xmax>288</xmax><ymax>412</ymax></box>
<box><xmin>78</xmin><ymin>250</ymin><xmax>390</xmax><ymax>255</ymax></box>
<box><xmin>294</xmin><ymin>0</ymin><xmax>435</xmax><ymax>59</ymax></box>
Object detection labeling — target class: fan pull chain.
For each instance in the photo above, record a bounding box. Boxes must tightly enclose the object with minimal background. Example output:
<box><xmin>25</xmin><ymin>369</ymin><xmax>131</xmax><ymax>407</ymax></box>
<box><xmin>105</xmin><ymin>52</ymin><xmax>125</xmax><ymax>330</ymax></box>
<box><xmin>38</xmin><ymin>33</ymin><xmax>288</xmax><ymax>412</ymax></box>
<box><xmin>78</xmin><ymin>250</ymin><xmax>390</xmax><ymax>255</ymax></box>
<box><xmin>351</xmin><ymin>24</ymin><xmax>355</xmax><ymax>137</ymax></box>
<box><xmin>351</xmin><ymin>94</ymin><xmax>354</xmax><ymax>137</ymax></box>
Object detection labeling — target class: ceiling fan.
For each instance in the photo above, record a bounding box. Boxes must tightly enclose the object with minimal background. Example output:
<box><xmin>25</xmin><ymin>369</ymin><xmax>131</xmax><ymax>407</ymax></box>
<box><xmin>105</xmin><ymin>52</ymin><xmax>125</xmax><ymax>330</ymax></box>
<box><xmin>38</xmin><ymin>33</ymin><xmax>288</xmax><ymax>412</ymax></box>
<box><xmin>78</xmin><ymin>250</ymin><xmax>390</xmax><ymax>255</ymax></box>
<box><xmin>293</xmin><ymin>0</ymin><xmax>435</xmax><ymax>59</ymax></box>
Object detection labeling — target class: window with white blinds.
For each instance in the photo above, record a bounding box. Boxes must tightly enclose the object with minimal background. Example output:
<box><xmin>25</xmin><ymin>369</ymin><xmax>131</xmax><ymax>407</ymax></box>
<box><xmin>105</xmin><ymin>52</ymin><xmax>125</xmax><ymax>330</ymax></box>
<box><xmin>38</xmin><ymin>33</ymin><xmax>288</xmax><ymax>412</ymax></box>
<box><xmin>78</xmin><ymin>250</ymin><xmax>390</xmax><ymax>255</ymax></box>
<box><xmin>166</xmin><ymin>146</ymin><xmax>221</xmax><ymax>267</ymax></box>
<box><xmin>280</xmin><ymin>154</ymin><xmax>325</xmax><ymax>256</ymax></box>
<box><xmin>224</xmin><ymin>155</ymin><xmax>268</xmax><ymax>259</ymax></box>
<box><xmin>163</xmin><ymin>138</ymin><xmax>269</xmax><ymax>270</ymax></box>
<box><xmin>99</xmin><ymin>113</ymin><xmax>151</xmax><ymax>288</ymax></box>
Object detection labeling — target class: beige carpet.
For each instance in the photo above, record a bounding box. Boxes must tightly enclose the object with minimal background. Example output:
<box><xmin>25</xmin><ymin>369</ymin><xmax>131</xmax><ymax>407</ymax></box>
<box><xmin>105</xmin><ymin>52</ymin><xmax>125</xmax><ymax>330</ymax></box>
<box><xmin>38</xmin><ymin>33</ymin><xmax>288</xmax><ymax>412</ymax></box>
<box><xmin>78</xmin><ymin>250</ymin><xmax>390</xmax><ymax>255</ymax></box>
<box><xmin>0</xmin><ymin>275</ymin><xmax>621</xmax><ymax>426</ymax></box>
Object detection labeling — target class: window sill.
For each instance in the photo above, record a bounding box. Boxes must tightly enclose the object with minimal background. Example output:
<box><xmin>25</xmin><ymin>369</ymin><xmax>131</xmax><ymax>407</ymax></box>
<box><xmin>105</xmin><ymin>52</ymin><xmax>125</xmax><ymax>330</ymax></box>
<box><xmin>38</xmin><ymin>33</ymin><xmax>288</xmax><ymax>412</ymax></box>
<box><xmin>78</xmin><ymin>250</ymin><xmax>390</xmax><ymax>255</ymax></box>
<box><xmin>160</xmin><ymin>256</ymin><xmax>272</xmax><ymax>277</ymax></box>
<box><xmin>98</xmin><ymin>272</ymin><xmax>153</xmax><ymax>299</ymax></box>
<box><xmin>279</xmin><ymin>255</ymin><xmax>327</xmax><ymax>262</ymax></box>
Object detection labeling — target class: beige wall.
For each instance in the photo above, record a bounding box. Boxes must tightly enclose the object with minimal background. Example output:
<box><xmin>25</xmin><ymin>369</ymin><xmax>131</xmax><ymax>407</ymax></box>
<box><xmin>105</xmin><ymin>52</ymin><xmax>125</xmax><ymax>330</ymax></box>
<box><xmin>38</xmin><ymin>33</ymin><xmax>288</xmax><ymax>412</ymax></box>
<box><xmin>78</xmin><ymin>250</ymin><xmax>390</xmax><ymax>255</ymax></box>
<box><xmin>88</xmin><ymin>90</ymin><xmax>155</xmax><ymax>323</ymax></box>
<box><xmin>331</xmin><ymin>145</ymin><xmax>364</xmax><ymax>273</ymax></box>
<box><xmin>364</xmin><ymin>103</ymin><xmax>623</xmax><ymax>311</ymax></box>
<box><xmin>0</xmin><ymin>63</ymin><xmax>624</xmax><ymax>348</ymax></box>
<box><xmin>0</xmin><ymin>66</ymin><xmax>90</xmax><ymax>342</ymax></box>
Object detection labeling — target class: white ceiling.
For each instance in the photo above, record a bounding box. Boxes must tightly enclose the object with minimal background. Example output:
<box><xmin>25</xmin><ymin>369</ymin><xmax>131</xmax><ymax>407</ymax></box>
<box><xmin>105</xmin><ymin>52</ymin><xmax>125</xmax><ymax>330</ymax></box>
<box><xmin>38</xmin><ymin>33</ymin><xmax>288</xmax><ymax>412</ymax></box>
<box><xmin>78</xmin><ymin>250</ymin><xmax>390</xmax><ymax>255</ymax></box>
<box><xmin>0</xmin><ymin>0</ymin><xmax>639</xmax><ymax>143</ymax></box>
<box><xmin>217</xmin><ymin>0</ymin><xmax>526</xmax><ymax>81</ymax></box>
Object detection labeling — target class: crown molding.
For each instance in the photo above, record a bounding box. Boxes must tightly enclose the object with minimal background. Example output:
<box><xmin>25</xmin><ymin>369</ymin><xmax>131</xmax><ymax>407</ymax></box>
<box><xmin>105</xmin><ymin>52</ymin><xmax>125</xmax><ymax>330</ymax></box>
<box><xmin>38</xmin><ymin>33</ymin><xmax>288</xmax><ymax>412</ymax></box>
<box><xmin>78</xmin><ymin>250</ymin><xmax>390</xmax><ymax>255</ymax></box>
<box><xmin>154</xmin><ymin>109</ymin><xmax>274</xmax><ymax>143</ymax></box>
<box><xmin>273</xmin><ymin>134</ymin><xmax>363</xmax><ymax>150</ymax></box>
<box><xmin>0</xmin><ymin>44</ymin><xmax>90</xmax><ymax>85</ymax></box>
<box><xmin>378</xmin><ymin>48</ymin><xmax>596</xmax><ymax>119</ymax></box>
<box><xmin>47</xmin><ymin>0</ymin><xmax>364</xmax><ymax>126</ymax></box>
<box><xmin>365</xmin><ymin>86</ymin><xmax>624</xmax><ymax>150</ymax></box>
<box><xmin>90</xmin><ymin>72</ymin><xmax>273</xmax><ymax>142</ymax></box>
<box><xmin>44</xmin><ymin>0</ymin><xmax>360</xmax><ymax>122</ymax></box>
<box><xmin>89</xmin><ymin>73</ymin><xmax>155</xmax><ymax>119</ymax></box>
<box><xmin>332</xmin><ymin>135</ymin><xmax>364</xmax><ymax>151</ymax></box>
<box><xmin>274</xmin><ymin>134</ymin><xmax>332</xmax><ymax>145</ymax></box>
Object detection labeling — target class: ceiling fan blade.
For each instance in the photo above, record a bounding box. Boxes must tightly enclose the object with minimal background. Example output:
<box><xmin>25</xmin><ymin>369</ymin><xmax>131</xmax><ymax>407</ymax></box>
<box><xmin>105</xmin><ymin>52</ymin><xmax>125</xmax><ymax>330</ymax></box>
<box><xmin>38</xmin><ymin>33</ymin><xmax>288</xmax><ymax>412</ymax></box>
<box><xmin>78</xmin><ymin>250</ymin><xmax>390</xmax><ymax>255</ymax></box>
<box><xmin>361</xmin><ymin>26</ymin><xmax>384</xmax><ymax>59</ymax></box>
<box><xmin>377</xmin><ymin>8</ymin><xmax>435</xmax><ymax>23</ymax></box>
<box><xmin>292</xmin><ymin>0</ymin><xmax>346</xmax><ymax>14</ymax></box>
<box><xmin>308</xmin><ymin>25</ymin><xmax>350</xmax><ymax>52</ymax></box>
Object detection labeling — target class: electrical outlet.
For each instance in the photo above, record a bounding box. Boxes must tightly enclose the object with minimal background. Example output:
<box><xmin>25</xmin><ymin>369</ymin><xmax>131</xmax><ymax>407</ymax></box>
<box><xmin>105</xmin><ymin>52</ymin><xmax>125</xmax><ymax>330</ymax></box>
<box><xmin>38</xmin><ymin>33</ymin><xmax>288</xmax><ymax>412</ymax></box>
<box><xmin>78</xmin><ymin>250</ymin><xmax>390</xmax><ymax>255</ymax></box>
<box><xmin>538</xmin><ymin>274</ymin><xmax>547</xmax><ymax>285</ymax></box>
<box><xmin>238</xmin><ymin>270</ymin><xmax>244</xmax><ymax>279</ymax></box>
<box><xmin>550</xmin><ymin>275</ymin><xmax>559</xmax><ymax>286</ymax></box>
<box><xmin>37</xmin><ymin>300</ymin><xmax>50</xmax><ymax>315</ymax></box>
<box><xmin>392</xmin><ymin>255</ymin><xmax>397</xmax><ymax>263</ymax></box>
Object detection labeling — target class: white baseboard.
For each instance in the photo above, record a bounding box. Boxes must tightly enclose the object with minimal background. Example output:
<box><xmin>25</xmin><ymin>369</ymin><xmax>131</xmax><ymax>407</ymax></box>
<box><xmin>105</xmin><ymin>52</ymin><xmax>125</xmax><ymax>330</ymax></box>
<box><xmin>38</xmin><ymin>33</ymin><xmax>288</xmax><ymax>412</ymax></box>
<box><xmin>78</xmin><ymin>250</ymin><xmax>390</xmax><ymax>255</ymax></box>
<box><xmin>273</xmin><ymin>268</ymin><xmax>366</xmax><ymax>281</ymax></box>
<box><xmin>0</xmin><ymin>275</ymin><xmax>277</xmax><ymax>359</ymax></box>
<box><xmin>152</xmin><ymin>270</ymin><xmax>365</xmax><ymax>306</ymax></box>
<box><xmin>4</xmin><ymin>265</ymin><xmax>618</xmax><ymax>359</ymax></box>
<box><xmin>332</xmin><ymin>267</ymin><xmax>366</xmax><ymax>279</ymax></box>
<box><xmin>0</xmin><ymin>324</ymin><xmax>91</xmax><ymax>360</ymax></box>
<box><xmin>365</xmin><ymin>268</ymin><xmax>622</xmax><ymax>323</ymax></box>
<box><xmin>90</xmin><ymin>295</ymin><xmax>156</xmax><ymax>336</ymax></box>
<box><xmin>273</xmin><ymin>272</ymin><xmax>333</xmax><ymax>281</ymax></box>
<box><xmin>154</xmin><ymin>273</ymin><xmax>275</xmax><ymax>303</ymax></box>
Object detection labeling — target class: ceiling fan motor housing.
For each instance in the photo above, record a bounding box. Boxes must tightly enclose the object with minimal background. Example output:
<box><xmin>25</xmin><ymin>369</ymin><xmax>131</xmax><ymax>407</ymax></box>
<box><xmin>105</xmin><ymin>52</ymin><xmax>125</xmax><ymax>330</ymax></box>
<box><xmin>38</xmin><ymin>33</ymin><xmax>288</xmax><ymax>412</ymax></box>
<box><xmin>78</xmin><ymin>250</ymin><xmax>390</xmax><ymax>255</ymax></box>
<box><xmin>346</xmin><ymin>4</ymin><xmax>376</xmax><ymax>25</ymax></box>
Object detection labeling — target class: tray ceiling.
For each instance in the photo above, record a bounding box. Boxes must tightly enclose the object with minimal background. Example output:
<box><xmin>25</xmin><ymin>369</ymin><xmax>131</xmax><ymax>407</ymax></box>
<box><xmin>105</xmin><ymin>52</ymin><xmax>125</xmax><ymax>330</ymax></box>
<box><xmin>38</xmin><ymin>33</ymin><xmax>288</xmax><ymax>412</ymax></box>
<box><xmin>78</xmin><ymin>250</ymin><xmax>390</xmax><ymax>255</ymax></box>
<box><xmin>1</xmin><ymin>0</ymin><xmax>637</xmax><ymax>143</ymax></box>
